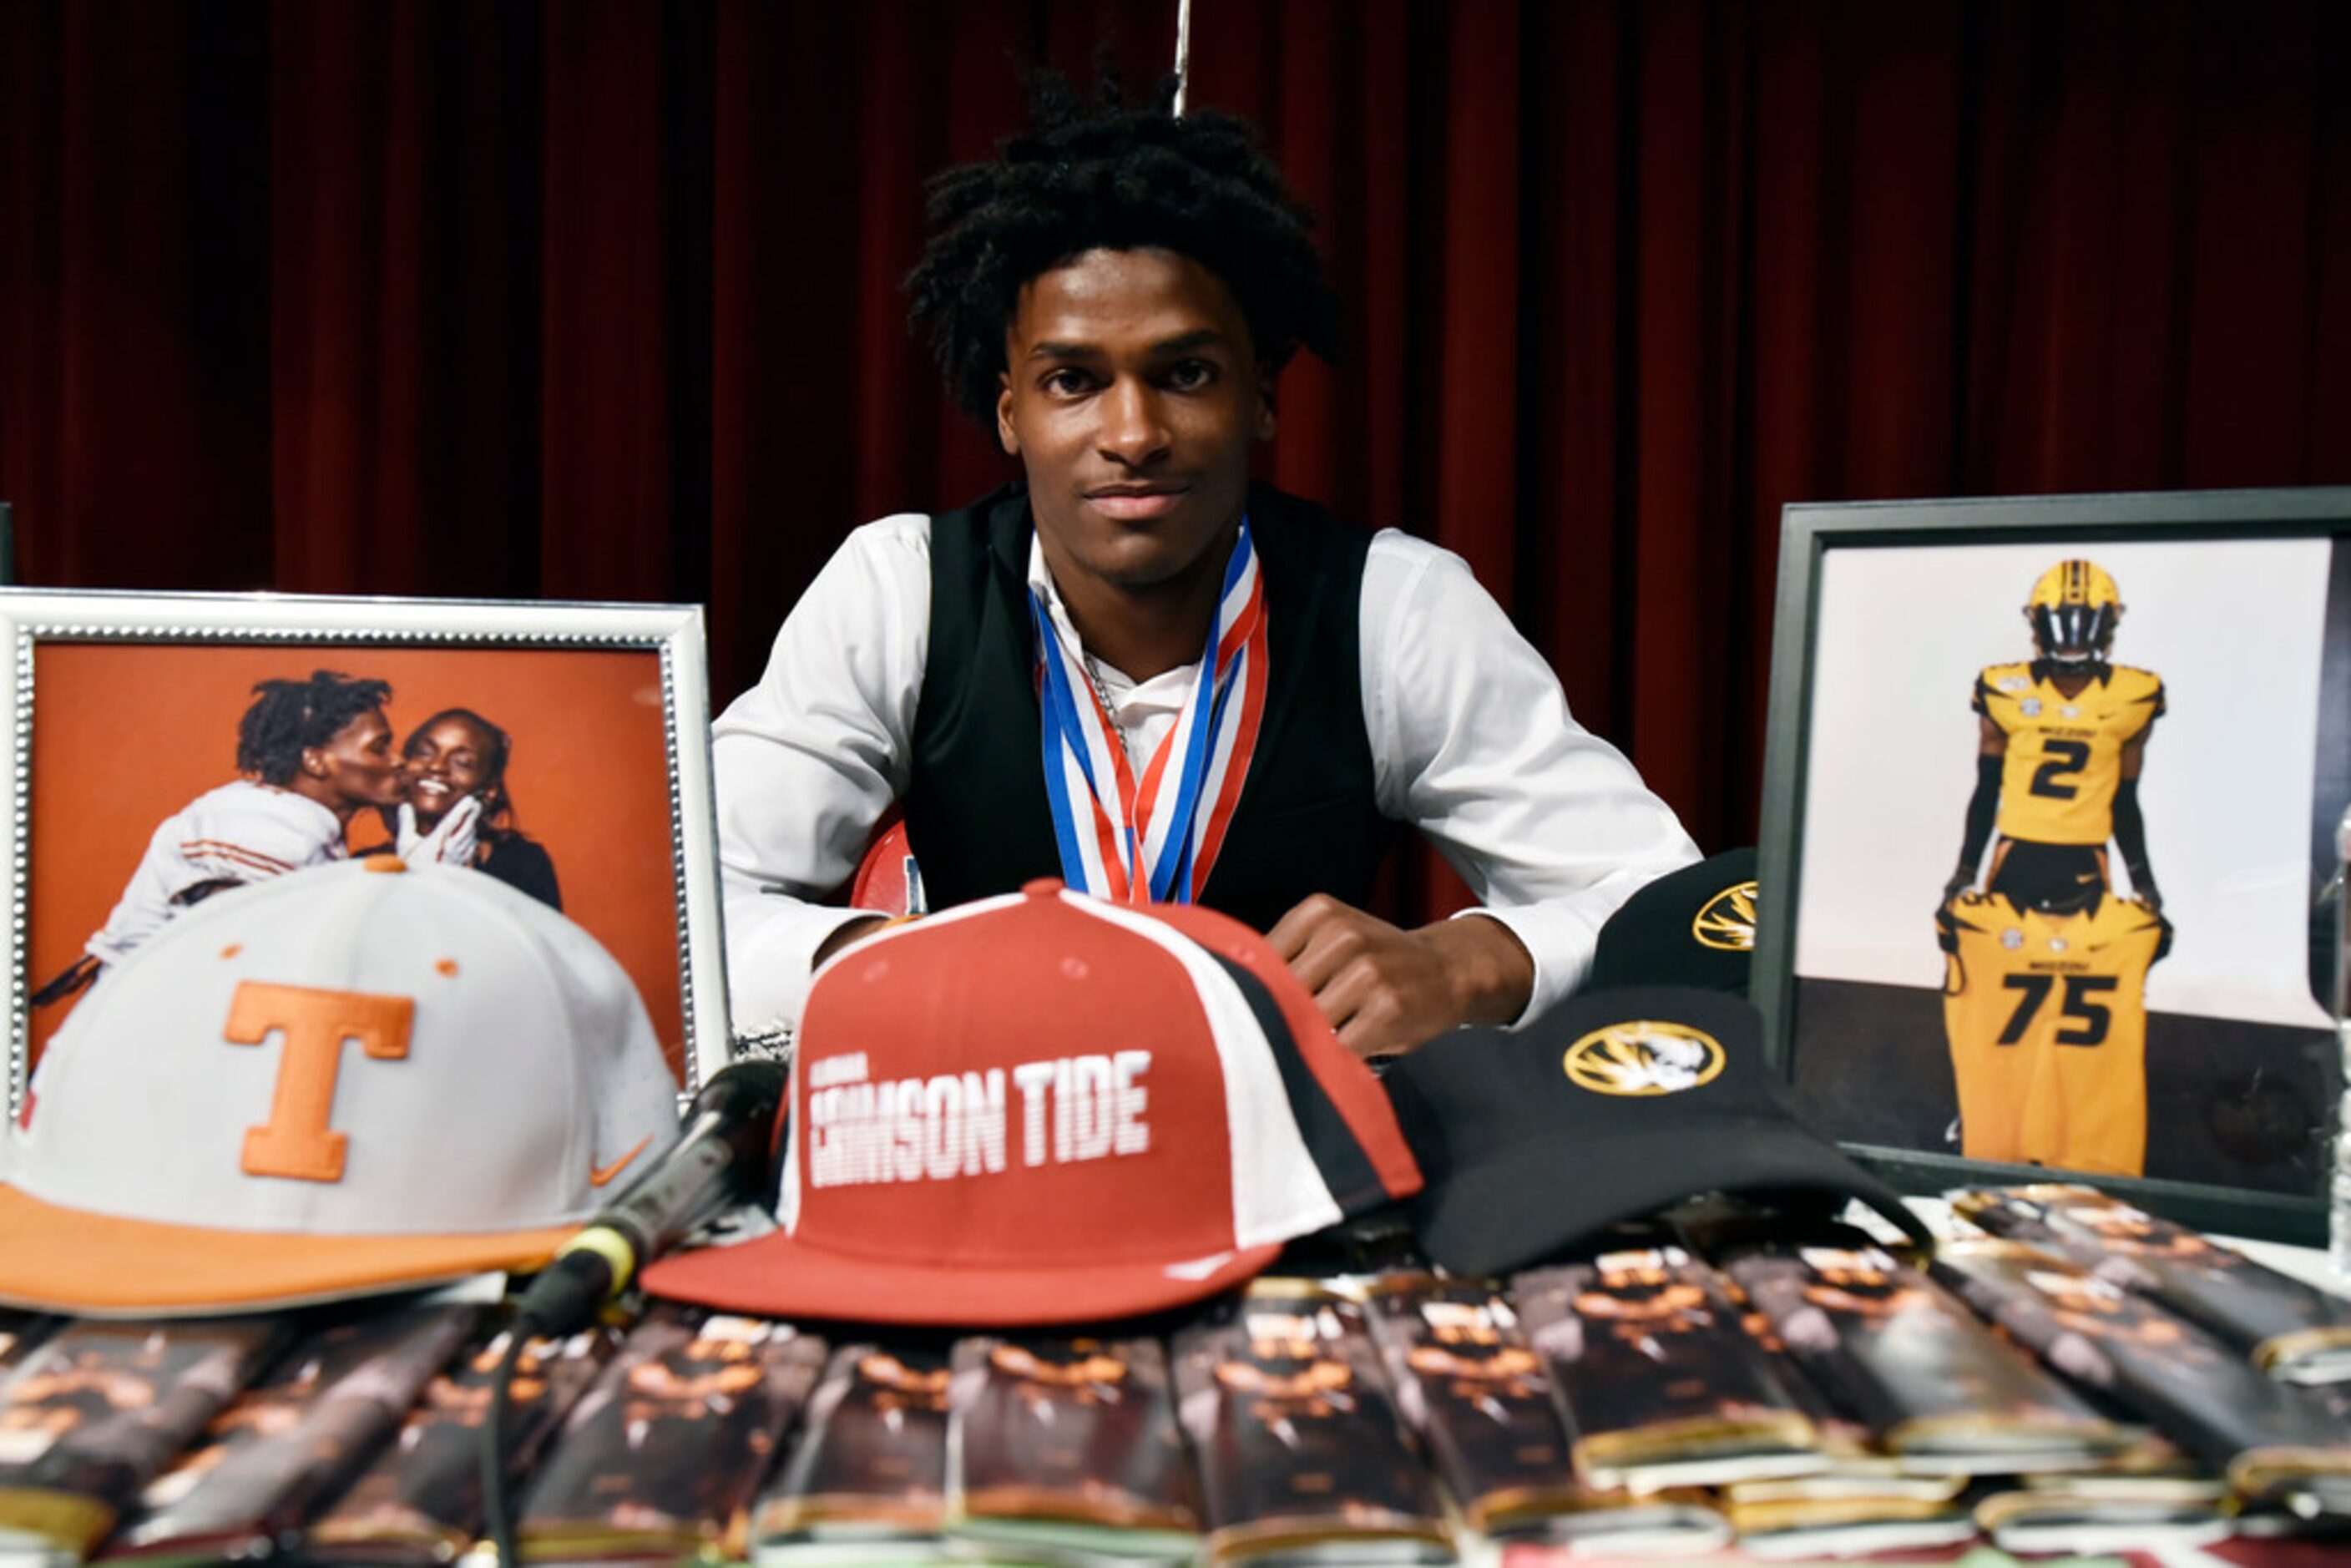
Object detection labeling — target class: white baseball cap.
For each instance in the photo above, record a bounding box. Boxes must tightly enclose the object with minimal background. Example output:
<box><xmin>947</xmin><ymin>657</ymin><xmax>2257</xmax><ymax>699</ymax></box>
<box><xmin>0</xmin><ymin>855</ymin><xmax>680</xmax><ymax>1315</ymax></box>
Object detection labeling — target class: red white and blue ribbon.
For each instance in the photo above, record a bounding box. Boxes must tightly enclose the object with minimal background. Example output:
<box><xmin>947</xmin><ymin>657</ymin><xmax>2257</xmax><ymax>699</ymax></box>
<box><xmin>1030</xmin><ymin>520</ymin><xmax>1269</xmax><ymax>904</ymax></box>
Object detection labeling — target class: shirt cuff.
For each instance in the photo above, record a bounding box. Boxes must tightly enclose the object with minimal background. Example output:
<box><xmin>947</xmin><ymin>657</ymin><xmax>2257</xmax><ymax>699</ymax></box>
<box><xmin>723</xmin><ymin>901</ymin><xmax>880</xmax><ymax>1038</ymax></box>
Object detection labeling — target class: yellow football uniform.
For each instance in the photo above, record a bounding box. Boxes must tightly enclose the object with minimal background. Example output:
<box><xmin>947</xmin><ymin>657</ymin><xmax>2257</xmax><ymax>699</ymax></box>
<box><xmin>1973</xmin><ymin>662</ymin><xmax>2165</xmax><ymax>846</ymax></box>
<box><xmin>1940</xmin><ymin>891</ymin><xmax>2171</xmax><ymax>1177</ymax></box>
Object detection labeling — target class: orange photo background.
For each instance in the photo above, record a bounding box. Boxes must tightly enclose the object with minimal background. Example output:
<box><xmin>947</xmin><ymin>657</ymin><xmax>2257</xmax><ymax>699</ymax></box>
<box><xmin>27</xmin><ymin>643</ymin><xmax>687</xmax><ymax>1080</ymax></box>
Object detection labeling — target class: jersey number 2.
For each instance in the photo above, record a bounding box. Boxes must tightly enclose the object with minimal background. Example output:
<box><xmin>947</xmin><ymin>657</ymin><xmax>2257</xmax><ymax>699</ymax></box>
<box><xmin>1997</xmin><ymin>973</ymin><xmax>2116</xmax><ymax>1046</ymax></box>
<box><xmin>2029</xmin><ymin>739</ymin><xmax>2091</xmax><ymax>799</ymax></box>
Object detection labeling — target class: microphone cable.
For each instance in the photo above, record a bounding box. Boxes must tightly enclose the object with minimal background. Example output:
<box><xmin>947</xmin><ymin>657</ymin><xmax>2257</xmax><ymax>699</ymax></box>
<box><xmin>481</xmin><ymin>1318</ymin><xmax>536</xmax><ymax>1568</ymax></box>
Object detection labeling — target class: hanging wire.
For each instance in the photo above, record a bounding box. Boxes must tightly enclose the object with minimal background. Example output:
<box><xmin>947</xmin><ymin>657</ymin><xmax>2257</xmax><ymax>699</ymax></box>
<box><xmin>1172</xmin><ymin>0</ymin><xmax>1193</xmax><ymax>116</ymax></box>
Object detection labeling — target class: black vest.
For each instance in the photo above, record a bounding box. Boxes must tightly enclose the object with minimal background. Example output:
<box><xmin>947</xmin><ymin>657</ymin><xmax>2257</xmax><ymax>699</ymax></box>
<box><xmin>905</xmin><ymin>483</ymin><xmax>1388</xmax><ymax>932</ymax></box>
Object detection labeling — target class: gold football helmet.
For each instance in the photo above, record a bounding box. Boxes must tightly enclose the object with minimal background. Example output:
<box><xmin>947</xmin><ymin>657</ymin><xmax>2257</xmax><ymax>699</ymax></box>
<box><xmin>2023</xmin><ymin>559</ymin><xmax>2122</xmax><ymax>666</ymax></box>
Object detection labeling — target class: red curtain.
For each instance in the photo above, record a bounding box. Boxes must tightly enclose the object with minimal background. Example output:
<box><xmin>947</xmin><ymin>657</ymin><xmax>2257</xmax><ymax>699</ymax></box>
<box><xmin>5</xmin><ymin>0</ymin><xmax>2348</xmax><ymax>879</ymax></box>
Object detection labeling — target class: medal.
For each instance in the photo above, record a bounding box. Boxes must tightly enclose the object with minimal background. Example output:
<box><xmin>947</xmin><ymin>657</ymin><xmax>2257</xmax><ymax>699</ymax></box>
<box><xmin>1032</xmin><ymin>520</ymin><xmax>1268</xmax><ymax>903</ymax></box>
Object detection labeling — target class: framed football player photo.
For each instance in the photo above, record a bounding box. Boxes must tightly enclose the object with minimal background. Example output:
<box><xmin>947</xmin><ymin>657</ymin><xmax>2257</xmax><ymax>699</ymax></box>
<box><xmin>1754</xmin><ymin>488</ymin><xmax>2351</xmax><ymax>1244</ymax></box>
<box><xmin>0</xmin><ymin>589</ymin><xmax>729</xmax><ymax>1115</ymax></box>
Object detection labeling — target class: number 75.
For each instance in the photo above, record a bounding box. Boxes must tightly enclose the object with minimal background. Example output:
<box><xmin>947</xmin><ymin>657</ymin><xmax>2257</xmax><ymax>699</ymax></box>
<box><xmin>1998</xmin><ymin>973</ymin><xmax>2116</xmax><ymax>1046</ymax></box>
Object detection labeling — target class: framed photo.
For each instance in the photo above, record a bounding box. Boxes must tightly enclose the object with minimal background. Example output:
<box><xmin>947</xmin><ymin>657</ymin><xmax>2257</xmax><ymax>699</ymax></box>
<box><xmin>1756</xmin><ymin>488</ymin><xmax>2351</xmax><ymax>1243</ymax></box>
<box><xmin>1</xmin><ymin>589</ymin><xmax>727</xmax><ymax>1115</ymax></box>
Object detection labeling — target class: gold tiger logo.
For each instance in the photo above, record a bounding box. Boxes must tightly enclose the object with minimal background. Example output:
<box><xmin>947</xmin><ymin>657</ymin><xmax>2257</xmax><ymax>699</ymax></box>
<box><xmin>1691</xmin><ymin>879</ymin><xmax>1757</xmax><ymax>952</ymax></box>
<box><xmin>1563</xmin><ymin>1021</ymin><xmax>1725</xmax><ymax>1096</ymax></box>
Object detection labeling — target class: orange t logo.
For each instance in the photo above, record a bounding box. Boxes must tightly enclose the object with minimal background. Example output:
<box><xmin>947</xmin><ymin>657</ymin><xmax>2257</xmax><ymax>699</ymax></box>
<box><xmin>225</xmin><ymin>981</ymin><xmax>415</xmax><ymax>1182</ymax></box>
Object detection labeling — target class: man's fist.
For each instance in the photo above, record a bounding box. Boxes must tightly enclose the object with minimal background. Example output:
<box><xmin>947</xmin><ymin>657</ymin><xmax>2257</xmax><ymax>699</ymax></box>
<box><xmin>1267</xmin><ymin>893</ymin><xmax>1534</xmax><ymax>1060</ymax></box>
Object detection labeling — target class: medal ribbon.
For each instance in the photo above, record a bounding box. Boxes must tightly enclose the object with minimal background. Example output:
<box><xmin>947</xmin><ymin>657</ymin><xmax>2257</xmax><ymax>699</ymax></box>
<box><xmin>1030</xmin><ymin>520</ymin><xmax>1269</xmax><ymax>904</ymax></box>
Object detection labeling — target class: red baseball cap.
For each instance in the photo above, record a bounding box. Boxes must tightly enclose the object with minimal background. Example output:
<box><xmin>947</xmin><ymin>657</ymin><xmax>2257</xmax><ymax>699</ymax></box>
<box><xmin>643</xmin><ymin>881</ymin><xmax>1421</xmax><ymax>1326</ymax></box>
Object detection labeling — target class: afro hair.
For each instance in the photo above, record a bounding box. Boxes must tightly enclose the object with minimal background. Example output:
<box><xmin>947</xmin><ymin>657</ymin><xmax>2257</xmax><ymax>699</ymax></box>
<box><xmin>906</xmin><ymin>71</ymin><xmax>1341</xmax><ymax>429</ymax></box>
<box><xmin>236</xmin><ymin>670</ymin><xmax>392</xmax><ymax>787</ymax></box>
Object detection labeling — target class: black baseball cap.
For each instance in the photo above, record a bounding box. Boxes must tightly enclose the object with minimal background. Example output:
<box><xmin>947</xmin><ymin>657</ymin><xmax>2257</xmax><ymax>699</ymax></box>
<box><xmin>1588</xmin><ymin>847</ymin><xmax>1757</xmax><ymax>994</ymax></box>
<box><xmin>1383</xmin><ymin>985</ymin><xmax>1931</xmax><ymax>1276</ymax></box>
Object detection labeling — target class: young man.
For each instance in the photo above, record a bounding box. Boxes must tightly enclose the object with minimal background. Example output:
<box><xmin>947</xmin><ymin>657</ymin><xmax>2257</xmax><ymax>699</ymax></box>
<box><xmin>715</xmin><ymin>82</ymin><xmax>1696</xmax><ymax>1058</ymax></box>
<box><xmin>38</xmin><ymin>671</ymin><xmax>407</xmax><ymax>1004</ymax></box>
<box><xmin>1945</xmin><ymin>559</ymin><xmax>2166</xmax><ymax>913</ymax></box>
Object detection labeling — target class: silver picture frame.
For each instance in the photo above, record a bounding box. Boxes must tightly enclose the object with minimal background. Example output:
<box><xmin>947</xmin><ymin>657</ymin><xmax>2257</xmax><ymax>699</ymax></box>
<box><xmin>0</xmin><ymin>588</ymin><xmax>728</xmax><ymax>1114</ymax></box>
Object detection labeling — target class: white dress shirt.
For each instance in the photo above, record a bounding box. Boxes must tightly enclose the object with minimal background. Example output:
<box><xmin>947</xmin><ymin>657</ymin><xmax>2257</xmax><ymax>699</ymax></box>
<box><xmin>715</xmin><ymin>511</ymin><xmax>1700</xmax><ymax>1034</ymax></box>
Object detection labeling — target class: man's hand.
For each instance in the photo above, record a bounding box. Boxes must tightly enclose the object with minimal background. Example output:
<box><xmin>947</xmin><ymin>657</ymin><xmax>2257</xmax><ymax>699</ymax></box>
<box><xmin>1267</xmin><ymin>893</ymin><xmax>1535</xmax><ymax>1060</ymax></box>
<box><xmin>1936</xmin><ymin>869</ymin><xmax>1977</xmax><ymax>943</ymax></box>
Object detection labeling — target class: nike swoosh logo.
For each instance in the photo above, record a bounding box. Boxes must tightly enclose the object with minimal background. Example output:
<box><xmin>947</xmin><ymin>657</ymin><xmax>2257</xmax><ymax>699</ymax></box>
<box><xmin>589</xmin><ymin>1134</ymin><xmax>654</xmax><ymax>1189</ymax></box>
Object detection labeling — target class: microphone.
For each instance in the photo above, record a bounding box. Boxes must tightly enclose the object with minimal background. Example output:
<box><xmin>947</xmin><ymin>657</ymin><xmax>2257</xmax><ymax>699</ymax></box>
<box><xmin>512</xmin><ymin>1058</ymin><xmax>789</xmax><ymax>1335</ymax></box>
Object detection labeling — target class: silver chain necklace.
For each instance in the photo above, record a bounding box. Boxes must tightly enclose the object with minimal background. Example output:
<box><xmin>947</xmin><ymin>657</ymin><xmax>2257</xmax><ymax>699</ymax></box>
<box><xmin>1079</xmin><ymin>649</ymin><xmax>1131</xmax><ymax>758</ymax></box>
